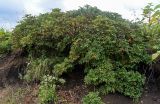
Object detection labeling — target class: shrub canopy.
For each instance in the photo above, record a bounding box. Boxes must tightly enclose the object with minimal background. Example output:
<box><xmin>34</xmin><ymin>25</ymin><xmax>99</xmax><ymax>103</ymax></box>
<box><xmin>12</xmin><ymin>5</ymin><xmax>151</xmax><ymax>99</ymax></box>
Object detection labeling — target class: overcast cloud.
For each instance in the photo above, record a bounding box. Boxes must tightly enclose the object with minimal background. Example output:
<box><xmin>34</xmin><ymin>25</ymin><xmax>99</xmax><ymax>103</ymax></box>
<box><xmin>0</xmin><ymin>0</ymin><xmax>158</xmax><ymax>30</ymax></box>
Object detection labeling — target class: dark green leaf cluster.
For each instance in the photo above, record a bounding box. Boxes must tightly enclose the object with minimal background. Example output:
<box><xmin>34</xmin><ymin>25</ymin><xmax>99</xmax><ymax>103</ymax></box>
<box><xmin>116</xmin><ymin>69</ymin><xmax>145</xmax><ymax>100</ymax></box>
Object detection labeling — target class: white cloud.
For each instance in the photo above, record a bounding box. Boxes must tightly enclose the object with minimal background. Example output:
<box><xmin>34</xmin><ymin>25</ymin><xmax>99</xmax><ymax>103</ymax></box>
<box><xmin>62</xmin><ymin>0</ymin><xmax>154</xmax><ymax>20</ymax></box>
<box><xmin>0</xmin><ymin>0</ymin><xmax>159</xmax><ymax>29</ymax></box>
<box><xmin>22</xmin><ymin>0</ymin><xmax>44</xmax><ymax>15</ymax></box>
<box><xmin>22</xmin><ymin>0</ymin><xmax>64</xmax><ymax>15</ymax></box>
<box><xmin>0</xmin><ymin>18</ymin><xmax>16</xmax><ymax>30</ymax></box>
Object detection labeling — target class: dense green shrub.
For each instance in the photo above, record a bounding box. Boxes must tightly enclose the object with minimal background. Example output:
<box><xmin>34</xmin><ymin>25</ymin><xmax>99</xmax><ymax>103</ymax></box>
<box><xmin>0</xmin><ymin>28</ymin><xmax>11</xmax><ymax>55</ymax></box>
<box><xmin>82</xmin><ymin>92</ymin><xmax>104</xmax><ymax>104</ymax></box>
<box><xmin>12</xmin><ymin>5</ymin><xmax>151</xmax><ymax>100</ymax></box>
<box><xmin>84</xmin><ymin>62</ymin><xmax>145</xmax><ymax>99</ymax></box>
<box><xmin>116</xmin><ymin>69</ymin><xmax>145</xmax><ymax>100</ymax></box>
<box><xmin>85</xmin><ymin>60</ymin><xmax>116</xmax><ymax>94</ymax></box>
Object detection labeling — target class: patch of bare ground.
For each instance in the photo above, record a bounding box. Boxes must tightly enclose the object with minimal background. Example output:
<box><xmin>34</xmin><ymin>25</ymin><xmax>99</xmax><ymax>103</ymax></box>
<box><xmin>0</xmin><ymin>83</ymin><xmax>39</xmax><ymax>104</ymax></box>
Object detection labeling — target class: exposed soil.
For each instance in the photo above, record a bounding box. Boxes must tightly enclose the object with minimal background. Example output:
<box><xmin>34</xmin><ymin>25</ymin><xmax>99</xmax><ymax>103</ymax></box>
<box><xmin>0</xmin><ymin>82</ymin><xmax>39</xmax><ymax>104</ymax></box>
<box><xmin>0</xmin><ymin>49</ymin><xmax>27</xmax><ymax>87</ymax></box>
<box><xmin>1</xmin><ymin>78</ymin><xmax>160</xmax><ymax>104</ymax></box>
<box><xmin>57</xmin><ymin>68</ymin><xmax>88</xmax><ymax>104</ymax></box>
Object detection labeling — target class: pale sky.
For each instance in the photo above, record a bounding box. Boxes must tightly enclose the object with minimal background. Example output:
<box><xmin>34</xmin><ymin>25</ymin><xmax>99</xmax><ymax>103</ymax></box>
<box><xmin>0</xmin><ymin>0</ymin><xmax>159</xmax><ymax>30</ymax></box>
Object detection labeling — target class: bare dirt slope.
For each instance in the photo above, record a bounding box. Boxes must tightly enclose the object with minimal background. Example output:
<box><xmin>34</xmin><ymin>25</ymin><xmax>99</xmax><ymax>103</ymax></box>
<box><xmin>0</xmin><ymin>49</ymin><xmax>26</xmax><ymax>87</ymax></box>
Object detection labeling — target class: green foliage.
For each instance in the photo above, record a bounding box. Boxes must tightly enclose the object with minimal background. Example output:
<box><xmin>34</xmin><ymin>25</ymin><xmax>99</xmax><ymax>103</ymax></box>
<box><xmin>82</xmin><ymin>92</ymin><xmax>104</xmax><ymax>104</ymax></box>
<box><xmin>23</xmin><ymin>56</ymin><xmax>64</xmax><ymax>82</ymax></box>
<box><xmin>84</xmin><ymin>61</ymin><xmax>145</xmax><ymax>99</ymax></box>
<box><xmin>54</xmin><ymin>58</ymin><xmax>73</xmax><ymax>76</ymax></box>
<box><xmin>142</xmin><ymin>3</ymin><xmax>154</xmax><ymax>23</ymax></box>
<box><xmin>38</xmin><ymin>75</ymin><xmax>65</xmax><ymax>104</ymax></box>
<box><xmin>142</xmin><ymin>3</ymin><xmax>160</xmax><ymax>49</ymax></box>
<box><xmin>12</xmin><ymin>5</ymin><xmax>151</xmax><ymax>100</ymax></box>
<box><xmin>0</xmin><ymin>28</ymin><xmax>11</xmax><ymax>55</ymax></box>
<box><xmin>142</xmin><ymin>3</ymin><xmax>160</xmax><ymax>24</ymax></box>
<box><xmin>39</xmin><ymin>75</ymin><xmax>56</xmax><ymax>104</ymax></box>
<box><xmin>85</xmin><ymin>60</ymin><xmax>116</xmax><ymax>94</ymax></box>
<box><xmin>68</xmin><ymin>5</ymin><xmax>125</xmax><ymax>22</ymax></box>
<box><xmin>24</xmin><ymin>57</ymin><xmax>52</xmax><ymax>82</ymax></box>
<box><xmin>142</xmin><ymin>24</ymin><xmax>160</xmax><ymax>50</ymax></box>
<box><xmin>116</xmin><ymin>69</ymin><xmax>145</xmax><ymax>100</ymax></box>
